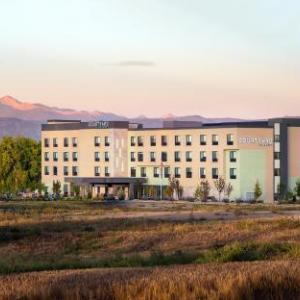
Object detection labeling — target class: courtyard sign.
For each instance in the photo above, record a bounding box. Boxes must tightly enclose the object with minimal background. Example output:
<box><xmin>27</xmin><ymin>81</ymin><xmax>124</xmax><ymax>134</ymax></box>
<box><xmin>239</xmin><ymin>137</ymin><xmax>273</xmax><ymax>146</ymax></box>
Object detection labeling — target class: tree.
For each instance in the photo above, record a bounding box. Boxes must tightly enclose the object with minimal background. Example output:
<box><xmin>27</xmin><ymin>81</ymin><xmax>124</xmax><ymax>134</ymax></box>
<box><xmin>225</xmin><ymin>183</ymin><xmax>234</xmax><ymax>200</ymax></box>
<box><xmin>294</xmin><ymin>179</ymin><xmax>300</xmax><ymax>199</ymax></box>
<box><xmin>52</xmin><ymin>180</ymin><xmax>61</xmax><ymax>198</ymax></box>
<box><xmin>195</xmin><ymin>180</ymin><xmax>210</xmax><ymax>202</ymax></box>
<box><xmin>254</xmin><ymin>180</ymin><xmax>262</xmax><ymax>201</ymax></box>
<box><xmin>0</xmin><ymin>137</ymin><xmax>41</xmax><ymax>195</ymax></box>
<box><xmin>168</xmin><ymin>176</ymin><xmax>176</xmax><ymax>201</ymax></box>
<box><xmin>71</xmin><ymin>184</ymin><xmax>81</xmax><ymax>198</ymax></box>
<box><xmin>214</xmin><ymin>177</ymin><xmax>226</xmax><ymax>201</ymax></box>
<box><xmin>117</xmin><ymin>187</ymin><xmax>125</xmax><ymax>200</ymax></box>
<box><xmin>174</xmin><ymin>178</ymin><xmax>183</xmax><ymax>200</ymax></box>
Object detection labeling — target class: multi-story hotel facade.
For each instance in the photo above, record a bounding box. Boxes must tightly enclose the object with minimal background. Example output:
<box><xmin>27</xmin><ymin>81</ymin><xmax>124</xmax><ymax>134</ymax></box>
<box><xmin>41</xmin><ymin>118</ymin><xmax>300</xmax><ymax>203</ymax></box>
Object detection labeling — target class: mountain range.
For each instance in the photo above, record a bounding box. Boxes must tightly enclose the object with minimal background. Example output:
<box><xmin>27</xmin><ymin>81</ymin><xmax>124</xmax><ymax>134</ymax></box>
<box><xmin>0</xmin><ymin>95</ymin><xmax>243</xmax><ymax>140</ymax></box>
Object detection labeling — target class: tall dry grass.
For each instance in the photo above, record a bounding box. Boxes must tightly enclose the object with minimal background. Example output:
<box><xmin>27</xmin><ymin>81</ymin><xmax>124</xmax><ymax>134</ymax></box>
<box><xmin>1</xmin><ymin>261</ymin><xmax>300</xmax><ymax>300</ymax></box>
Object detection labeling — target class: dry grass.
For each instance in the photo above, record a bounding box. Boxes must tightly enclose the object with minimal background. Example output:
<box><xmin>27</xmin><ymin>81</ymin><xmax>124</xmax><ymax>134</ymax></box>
<box><xmin>1</xmin><ymin>261</ymin><xmax>300</xmax><ymax>300</ymax></box>
<box><xmin>1</xmin><ymin>200</ymin><xmax>300</xmax><ymax>298</ymax></box>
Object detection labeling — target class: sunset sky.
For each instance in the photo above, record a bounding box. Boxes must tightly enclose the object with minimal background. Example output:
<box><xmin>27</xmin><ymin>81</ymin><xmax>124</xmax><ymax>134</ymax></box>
<box><xmin>0</xmin><ymin>0</ymin><xmax>299</xmax><ymax>118</ymax></box>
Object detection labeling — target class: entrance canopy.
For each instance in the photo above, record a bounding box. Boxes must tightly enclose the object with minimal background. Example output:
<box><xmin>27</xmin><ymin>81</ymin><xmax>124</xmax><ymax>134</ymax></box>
<box><xmin>65</xmin><ymin>177</ymin><xmax>147</xmax><ymax>185</ymax></box>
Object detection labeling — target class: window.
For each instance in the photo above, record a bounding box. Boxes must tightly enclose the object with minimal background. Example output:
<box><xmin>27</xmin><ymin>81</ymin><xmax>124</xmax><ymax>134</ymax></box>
<box><xmin>105</xmin><ymin>166</ymin><xmax>110</xmax><ymax>177</ymax></box>
<box><xmin>230</xmin><ymin>168</ymin><xmax>237</xmax><ymax>179</ymax></box>
<box><xmin>130</xmin><ymin>152</ymin><xmax>135</xmax><ymax>162</ymax></box>
<box><xmin>131</xmin><ymin>136</ymin><xmax>136</xmax><ymax>146</ymax></box>
<box><xmin>53</xmin><ymin>152</ymin><xmax>58</xmax><ymax>162</ymax></box>
<box><xmin>72</xmin><ymin>152</ymin><xmax>78</xmax><ymax>162</ymax></box>
<box><xmin>72</xmin><ymin>137</ymin><xmax>78</xmax><ymax>147</ymax></box>
<box><xmin>94</xmin><ymin>136</ymin><xmax>101</xmax><ymax>146</ymax></box>
<box><xmin>94</xmin><ymin>152</ymin><xmax>100</xmax><ymax>162</ymax></box>
<box><xmin>44</xmin><ymin>138</ymin><xmax>49</xmax><ymax>148</ymax></box>
<box><xmin>150</xmin><ymin>136</ymin><xmax>156</xmax><ymax>146</ymax></box>
<box><xmin>227</xmin><ymin>134</ymin><xmax>234</xmax><ymax>145</ymax></box>
<box><xmin>131</xmin><ymin>167</ymin><xmax>136</xmax><ymax>177</ymax></box>
<box><xmin>212</xmin><ymin>168</ymin><xmax>219</xmax><ymax>179</ymax></box>
<box><xmin>164</xmin><ymin>167</ymin><xmax>170</xmax><ymax>178</ymax></box>
<box><xmin>200</xmin><ymin>134</ymin><xmax>207</xmax><ymax>145</ymax></box>
<box><xmin>161</xmin><ymin>135</ymin><xmax>167</xmax><ymax>146</ymax></box>
<box><xmin>64</xmin><ymin>166</ymin><xmax>69</xmax><ymax>176</ymax></box>
<box><xmin>138</xmin><ymin>136</ymin><xmax>144</xmax><ymax>146</ymax></box>
<box><xmin>53</xmin><ymin>166</ymin><xmax>58</xmax><ymax>176</ymax></box>
<box><xmin>94</xmin><ymin>166</ymin><xmax>100</xmax><ymax>176</ymax></box>
<box><xmin>53</xmin><ymin>138</ymin><xmax>58</xmax><ymax>147</ymax></box>
<box><xmin>230</xmin><ymin>151</ymin><xmax>237</xmax><ymax>162</ymax></box>
<box><xmin>63</xmin><ymin>152</ymin><xmax>69</xmax><ymax>162</ymax></box>
<box><xmin>186</xmin><ymin>151</ymin><xmax>192</xmax><ymax>162</ymax></box>
<box><xmin>200</xmin><ymin>151</ymin><xmax>207</xmax><ymax>162</ymax></box>
<box><xmin>186</xmin><ymin>135</ymin><xmax>192</xmax><ymax>146</ymax></box>
<box><xmin>274</xmin><ymin>152</ymin><xmax>280</xmax><ymax>160</ymax></box>
<box><xmin>161</xmin><ymin>152</ymin><xmax>168</xmax><ymax>162</ymax></box>
<box><xmin>64</xmin><ymin>137</ymin><xmax>69</xmax><ymax>147</ymax></box>
<box><xmin>212</xmin><ymin>151</ymin><xmax>218</xmax><ymax>162</ymax></box>
<box><xmin>105</xmin><ymin>152</ymin><xmax>109</xmax><ymax>162</ymax></box>
<box><xmin>72</xmin><ymin>166</ymin><xmax>78</xmax><ymax>176</ymax></box>
<box><xmin>141</xmin><ymin>167</ymin><xmax>146</xmax><ymax>177</ymax></box>
<box><xmin>274</xmin><ymin>135</ymin><xmax>280</xmax><ymax>143</ymax></box>
<box><xmin>138</xmin><ymin>152</ymin><xmax>144</xmax><ymax>162</ymax></box>
<box><xmin>200</xmin><ymin>167</ymin><xmax>206</xmax><ymax>179</ymax></box>
<box><xmin>212</xmin><ymin>134</ymin><xmax>219</xmax><ymax>145</ymax></box>
<box><xmin>175</xmin><ymin>167</ymin><xmax>181</xmax><ymax>178</ymax></box>
<box><xmin>153</xmin><ymin>167</ymin><xmax>160</xmax><ymax>178</ymax></box>
<box><xmin>175</xmin><ymin>135</ymin><xmax>181</xmax><ymax>146</ymax></box>
<box><xmin>44</xmin><ymin>166</ymin><xmax>50</xmax><ymax>175</ymax></box>
<box><xmin>175</xmin><ymin>151</ymin><xmax>181</xmax><ymax>162</ymax></box>
<box><xmin>105</xmin><ymin>136</ymin><xmax>110</xmax><ymax>146</ymax></box>
<box><xmin>44</xmin><ymin>152</ymin><xmax>49</xmax><ymax>161</ymax></box>
<box><xmin>150</xmin><ymin>152</ymin><xmax>156</xmax><ymax>162</ymax></box>
<box><xmin>186</xmin><ymin>167</ymin><xmax>192</xmax><ymax>178</ymax></box>
<box><xmin>274</xmin><ymin>168</ymin><xmax>280</xmax><ymax>176</ymax></box>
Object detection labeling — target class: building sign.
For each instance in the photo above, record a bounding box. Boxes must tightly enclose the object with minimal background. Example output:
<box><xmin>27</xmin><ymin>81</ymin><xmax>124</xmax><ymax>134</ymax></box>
<box><xmin>239</xmin><ymin>137</ymin><xmax>273</xmax><ymax>146</ymax></box>
<box><xmin>88</xmin><ymin>121</ymin><xmax>109</xmax><ymax>129</ymax></box>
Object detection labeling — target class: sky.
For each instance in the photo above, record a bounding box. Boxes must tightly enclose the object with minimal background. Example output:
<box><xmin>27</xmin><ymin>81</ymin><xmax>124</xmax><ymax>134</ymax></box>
<box><xmin>0</xmin><ymin>0</ymin><xmax>299</xmax><ymax>118</ymax></box>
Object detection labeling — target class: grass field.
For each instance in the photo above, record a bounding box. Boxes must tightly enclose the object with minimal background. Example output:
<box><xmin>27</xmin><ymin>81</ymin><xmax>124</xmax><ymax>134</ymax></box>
<box><xmin>1</xmin><ymin>200</ymin><xmax>300</xmax><ymax>299</ymax></box>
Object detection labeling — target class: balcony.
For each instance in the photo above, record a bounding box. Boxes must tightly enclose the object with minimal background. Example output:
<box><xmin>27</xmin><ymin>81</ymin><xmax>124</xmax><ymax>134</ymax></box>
<box><xmin>63</xmin><ymin>158</ymin><xmax>69</xmax><ymax>162</ymax></box>
<box><xmin>53</xmin><ymin>158</ymin><xmax>58</xmax><ymax>162</ymax></box>
<box><xmin>150</xmin><ymin>142</ymin><xmax>156</xmax><ymax>146</ymax></box>
<box><xmin>64</xmin><ymin>142</ymin><xmax>69</xmax><ymax>147</ymax></box>
<box><xmin>131</xmin><ymin>142</ymin><xmax>136</xmax><ymax>147</ymax></box>
<box><xmin>44</xmin><ymin>142</ymin><xmax>49</xmax><ymax>148</ymax></box>
<box><xmin>138</xmin><ymin>142</ymin><xmax>144</xmax><ymax>147</ymax></box>
<box><xmin>141</xmin><ymin>173</ymin><xmax>147</xmax><ymax>178</ymax></box>
<box><xmin>44</xmin><ymin>172</ymin><xmax>50</xmax><ymax>176</ymax></box>
<box><xmin>164</xmin><ymin>173</ymin><xmax>170</xmax><ymax>178</ymax></box>
<box><xmin>53</xmin><ymin>143</ymin><xmax>58</xmax><ymax>148</ymax></box>
<box><xmin>72</xmin><ymin>143</ymin><xmax>78</xmax><ymax>147</ymax></box>
<box><xmin>131</xmin><ymin>158</ymin><xmax>136</xmax><ymax>162</ymax></box>
<box><xmin>105</xmin><ymin>158</ymin><xmax>109</xmax><ymax>162</ymax></box>
<box><xmin>175</xmin><ymin>142</ymin><xmax>181</xmax><ymax>146</ymax></box>
<box><xmin>45</xmin><ymin>157</ymin><xmax>49</xmax><ymax>162</ymax></box>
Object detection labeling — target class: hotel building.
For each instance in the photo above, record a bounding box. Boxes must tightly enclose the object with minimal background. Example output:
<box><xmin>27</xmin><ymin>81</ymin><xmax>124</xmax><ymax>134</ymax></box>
<box><xmin>41</xmin><ymin>118</ymin><xmax>300</xmax><ymax>202</ymax></box>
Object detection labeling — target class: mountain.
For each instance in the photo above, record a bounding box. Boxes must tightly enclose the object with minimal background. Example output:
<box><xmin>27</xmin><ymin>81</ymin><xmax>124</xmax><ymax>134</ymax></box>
<box><xmin>0</xmin><ymin>95</ymin><xmax>244</xmax><ymax>139</ymax></box>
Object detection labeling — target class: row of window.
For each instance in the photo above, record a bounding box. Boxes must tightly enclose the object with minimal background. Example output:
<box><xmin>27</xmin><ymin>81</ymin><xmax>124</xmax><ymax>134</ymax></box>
<box><xmin>44</xmin><ymin>151</ymin><xmax>110</xmax><ymax>162</ymax></box>
<box><xmin>130</xmin><ymin>167</ymin><xmax>237</xmax><ymax>179</ymax></box>
<box><xmin>44</xmin><ymin>166</ymin><xmax>111</xmax><ymax>177</ymax></box>
<box><xmin>130</xmin><ymin>151</ymin><xmax>237</xmax><ymax>163</ymax></box>
<box><xmin>43</xmin><ymin>134</ymin><xmax>235</xmax><ymax>148</ymax></box>
<box><xmin>130</xmin><ymin>134</ymin><xmax>234</xmax><ymax>147</ymax></box>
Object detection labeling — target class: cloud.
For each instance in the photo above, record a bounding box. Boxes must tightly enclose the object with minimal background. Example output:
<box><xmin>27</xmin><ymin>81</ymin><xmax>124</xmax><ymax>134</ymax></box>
<box><xmin>100</xmin><ymin>60</ymin><xmax>156</xmax><ymax>67</ymax></box>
